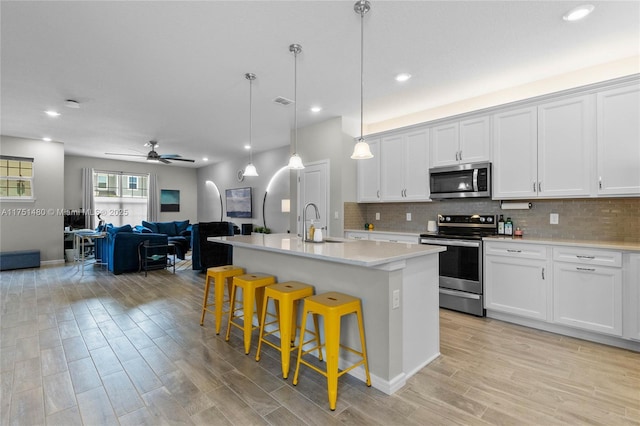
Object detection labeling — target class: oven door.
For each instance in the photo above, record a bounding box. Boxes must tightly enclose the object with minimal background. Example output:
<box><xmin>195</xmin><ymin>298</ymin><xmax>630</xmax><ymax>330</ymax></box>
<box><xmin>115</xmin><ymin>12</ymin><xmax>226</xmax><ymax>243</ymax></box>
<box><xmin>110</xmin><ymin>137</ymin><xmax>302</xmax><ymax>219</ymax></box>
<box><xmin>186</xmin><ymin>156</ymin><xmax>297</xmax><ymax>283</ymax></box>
<box><xmin>420</xmin><ymin>238</ymin><xmax>482</xmax><ymax>294</ymax></box>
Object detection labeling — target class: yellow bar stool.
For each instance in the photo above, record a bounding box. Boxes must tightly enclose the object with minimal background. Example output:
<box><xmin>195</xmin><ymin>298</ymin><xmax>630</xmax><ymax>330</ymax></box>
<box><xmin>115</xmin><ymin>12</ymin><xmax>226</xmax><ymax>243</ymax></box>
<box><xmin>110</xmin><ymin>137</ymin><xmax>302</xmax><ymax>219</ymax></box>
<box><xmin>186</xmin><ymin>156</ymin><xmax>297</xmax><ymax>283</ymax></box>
<box><xmin>255</xmin><ymin>281</ymin><xmax>323</xmax><ymax>379</ymax></box>
<box><xmin>200</xmin><ymin>265</ymin><xmax>245</xmax><ymax>334</ymax></box>
<box><xmin>293</xmin><ymin>291</ymin><xmax>371</xmax><ymax>411</ymax></box>
<box><xmin>225</xmin><ymin>273</ymin><xmax>276</xmax><ymax>354</ymax></box>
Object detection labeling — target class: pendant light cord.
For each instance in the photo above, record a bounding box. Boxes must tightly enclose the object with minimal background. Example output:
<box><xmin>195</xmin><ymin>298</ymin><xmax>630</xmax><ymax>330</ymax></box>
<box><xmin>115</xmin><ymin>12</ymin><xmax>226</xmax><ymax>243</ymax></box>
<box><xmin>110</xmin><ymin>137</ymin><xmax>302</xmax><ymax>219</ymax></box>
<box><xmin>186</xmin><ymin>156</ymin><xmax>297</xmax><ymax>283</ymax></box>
<box><xmin>359</xmin><ymin>5</ymin><xmax>364</xmax><ymax>141</ymax></box>
<box><xmin>249</xmin><ymin>75</ymin><xmax>253</xmax><ymax>163</ymax></box>
<box><xmin>294</xmin><ymin>47</ymin><xmax>299</xmax><ymax>154</ymax></box>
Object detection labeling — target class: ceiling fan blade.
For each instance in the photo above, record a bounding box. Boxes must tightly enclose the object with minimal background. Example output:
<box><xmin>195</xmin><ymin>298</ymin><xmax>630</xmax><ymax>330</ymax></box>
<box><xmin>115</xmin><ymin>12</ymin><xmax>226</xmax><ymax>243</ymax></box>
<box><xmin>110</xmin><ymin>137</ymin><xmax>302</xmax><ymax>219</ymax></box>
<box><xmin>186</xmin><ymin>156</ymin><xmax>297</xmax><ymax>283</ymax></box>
<box><xmin>159</xmin><ymin>154</ymin><xmax>181</xmax><ymax>159</ymax></box>
<box><xmin>105</xmin><ymin>152</ymin><xmax>147</xmax><ymax>158</ymax></box>
<box><xmin>159</xmin><ymin>158</ymin><xmax>171</xmax><ymax>164</ymax></box>
<box><xmin>168</xmin><ymin>157</ymin><xmax>195</xmax><ymax>163</ymax></box>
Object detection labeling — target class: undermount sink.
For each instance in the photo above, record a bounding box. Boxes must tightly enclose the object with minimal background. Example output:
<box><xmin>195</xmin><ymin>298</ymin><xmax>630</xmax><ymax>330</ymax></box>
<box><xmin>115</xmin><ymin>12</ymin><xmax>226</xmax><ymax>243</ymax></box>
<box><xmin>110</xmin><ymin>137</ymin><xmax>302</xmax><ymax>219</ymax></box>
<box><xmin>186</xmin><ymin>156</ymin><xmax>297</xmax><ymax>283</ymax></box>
<box><xmin>323</xmin><ymin>237</ymin><xmax>350</xmax><ymax>243</ymax></box>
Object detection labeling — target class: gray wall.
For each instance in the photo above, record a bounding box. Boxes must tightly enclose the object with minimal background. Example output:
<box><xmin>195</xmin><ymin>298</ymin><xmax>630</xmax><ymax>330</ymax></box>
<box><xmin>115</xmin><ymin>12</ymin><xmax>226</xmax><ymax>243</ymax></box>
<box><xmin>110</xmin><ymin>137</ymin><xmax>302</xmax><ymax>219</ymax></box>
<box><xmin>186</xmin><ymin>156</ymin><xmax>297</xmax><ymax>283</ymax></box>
<box><xmin>197</xmin><ymin>146</ymin><xmax>291</xmax><ymax>233</ymax></box>
<box><xmin>64</xmin><ymin>155</ymin><xmax>198</xmax><ymax>225</ymax></box>
<box><xmin>0</xmin><ymin>136</ymin><xmax>65</xmax><ymax>262</ymax></box>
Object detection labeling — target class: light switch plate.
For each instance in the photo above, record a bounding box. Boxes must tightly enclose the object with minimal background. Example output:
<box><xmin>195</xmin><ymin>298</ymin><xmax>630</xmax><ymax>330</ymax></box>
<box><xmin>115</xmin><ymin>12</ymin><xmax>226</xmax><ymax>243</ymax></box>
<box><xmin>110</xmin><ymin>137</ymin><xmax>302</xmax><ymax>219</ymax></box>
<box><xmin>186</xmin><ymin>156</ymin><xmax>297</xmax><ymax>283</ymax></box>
<box><xmin>550</xmin><ymin>213</ymin><xmax>559</xmax><ymax>225</ymax></box>
<box><xmin>375</xmin><ymin>212</ymin><xmax>380</xmax><ymax>220</ymax></box>
<box><xmin>392</xmin><ymin>289</ymin><xmax>400</xmax><ymax>309</ymax></box>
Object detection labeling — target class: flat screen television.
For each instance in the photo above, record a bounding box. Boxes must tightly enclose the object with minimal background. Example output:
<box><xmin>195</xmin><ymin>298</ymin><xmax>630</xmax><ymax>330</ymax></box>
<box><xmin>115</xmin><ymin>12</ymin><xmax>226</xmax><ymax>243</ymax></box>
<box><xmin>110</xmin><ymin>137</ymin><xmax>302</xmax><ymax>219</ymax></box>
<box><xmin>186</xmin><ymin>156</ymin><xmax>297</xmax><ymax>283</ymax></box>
<box><xmin>225</xmin><ymin>187</ymin><xmax>252</xmax><ymax>218</ymax></box>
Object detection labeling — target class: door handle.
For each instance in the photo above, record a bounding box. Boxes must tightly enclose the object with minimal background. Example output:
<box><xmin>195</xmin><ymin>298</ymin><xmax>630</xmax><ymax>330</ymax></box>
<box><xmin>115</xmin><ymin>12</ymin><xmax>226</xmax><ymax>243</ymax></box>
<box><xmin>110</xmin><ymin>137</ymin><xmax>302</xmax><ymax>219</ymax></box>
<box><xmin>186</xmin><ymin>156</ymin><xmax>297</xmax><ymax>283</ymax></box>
<box><xmin>459</xmin><ymin>150</ymin><xmax>462</xmax><ymax>161</ymax></box>
<box><xmin>533</xmin><ymin>182</ymin><xmax>537</xmax><ymax>192</ymax></box>
<box><xmin>577</xmin><ymin>267</ymin><xmax>596</xmax><ymax>272</ymax></box>
<box><xmin>542</xmin><ymin>267</ymin><xmax>545</xmax><ymax>280</ymax></box>
<box><xmin>538</xmin><ymin>181</ymin><xmax>542</xmax><ymax>192</ymax></box>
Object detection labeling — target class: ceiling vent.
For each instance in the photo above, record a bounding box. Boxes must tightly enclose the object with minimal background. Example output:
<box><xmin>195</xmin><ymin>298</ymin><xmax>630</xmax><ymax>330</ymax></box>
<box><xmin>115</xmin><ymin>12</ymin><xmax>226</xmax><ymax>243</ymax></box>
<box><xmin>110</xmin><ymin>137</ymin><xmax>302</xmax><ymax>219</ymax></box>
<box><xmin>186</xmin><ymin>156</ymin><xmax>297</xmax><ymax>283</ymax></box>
<box><xmin>273</xmin><ymin>96</ymin><xmax>294</xmax><ymax>106</ymax></box>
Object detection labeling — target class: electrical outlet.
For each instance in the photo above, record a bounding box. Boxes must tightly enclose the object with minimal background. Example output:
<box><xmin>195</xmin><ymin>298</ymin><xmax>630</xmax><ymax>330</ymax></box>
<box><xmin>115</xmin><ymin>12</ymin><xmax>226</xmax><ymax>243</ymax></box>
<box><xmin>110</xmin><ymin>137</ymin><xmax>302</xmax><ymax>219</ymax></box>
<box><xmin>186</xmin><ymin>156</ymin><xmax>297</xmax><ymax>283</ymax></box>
<box><xmin>550</xmin><ymin>213</ymin><xmax>559</xmax><ymax>225</ymax></box>
<box><xmin>375</xmin><ymin>212</ymin><xmax>380</xmax><ymax>221</ymax></box>
<box><xmin>392</xmin><ymin>289</ymin><xmax>400</xmax><ymax>309</ymax></box>
<box><xmin>406</xmin><ymin>213</ymin><xmax>412</xmax><ymax>221</ymax></box>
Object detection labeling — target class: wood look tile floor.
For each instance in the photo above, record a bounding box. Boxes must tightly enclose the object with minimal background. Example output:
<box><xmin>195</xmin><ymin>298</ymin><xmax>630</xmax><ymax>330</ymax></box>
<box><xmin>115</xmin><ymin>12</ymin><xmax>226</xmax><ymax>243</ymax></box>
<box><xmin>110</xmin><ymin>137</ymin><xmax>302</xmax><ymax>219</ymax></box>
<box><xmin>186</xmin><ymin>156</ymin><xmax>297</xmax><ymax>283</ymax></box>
<box><xmin>1</xmin><ymin>263</ymin><xmax>638</xmax><ymax>425</ymax></box>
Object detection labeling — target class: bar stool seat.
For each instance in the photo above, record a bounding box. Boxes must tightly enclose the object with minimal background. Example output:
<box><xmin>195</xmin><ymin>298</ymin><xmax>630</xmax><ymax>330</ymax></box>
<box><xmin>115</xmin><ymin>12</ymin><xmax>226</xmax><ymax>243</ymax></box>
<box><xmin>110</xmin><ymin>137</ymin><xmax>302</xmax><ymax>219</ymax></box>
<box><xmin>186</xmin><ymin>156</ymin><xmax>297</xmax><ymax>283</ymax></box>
<box><xmin>225</xmin><ymin>273</ymin><xmax>276</xmax><ymax>354</ymax></box>
<box><xmin>255</xmin><ymin>281</ymin><xmax>323</xmax><ymax>379</ymax></box>
<box><xmin>293</xmin><ymin>291</ymin><xmax>371</xmax><ymax>411</ymax></box>
<box><xmin>200</xmin><ymin>265</ymin><xmax>245</xmax><ymax>333</ymax></box>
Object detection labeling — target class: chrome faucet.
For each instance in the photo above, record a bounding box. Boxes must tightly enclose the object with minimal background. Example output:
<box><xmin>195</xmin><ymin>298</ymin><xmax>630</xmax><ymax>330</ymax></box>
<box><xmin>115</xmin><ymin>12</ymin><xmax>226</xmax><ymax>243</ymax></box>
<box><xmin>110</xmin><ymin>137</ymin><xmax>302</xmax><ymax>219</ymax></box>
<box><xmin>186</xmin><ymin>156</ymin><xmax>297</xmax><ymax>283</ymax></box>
<box><xmin>303</xmin><ymin>202</ymin><xmax>320</xmax><ymax>241</ymax></box>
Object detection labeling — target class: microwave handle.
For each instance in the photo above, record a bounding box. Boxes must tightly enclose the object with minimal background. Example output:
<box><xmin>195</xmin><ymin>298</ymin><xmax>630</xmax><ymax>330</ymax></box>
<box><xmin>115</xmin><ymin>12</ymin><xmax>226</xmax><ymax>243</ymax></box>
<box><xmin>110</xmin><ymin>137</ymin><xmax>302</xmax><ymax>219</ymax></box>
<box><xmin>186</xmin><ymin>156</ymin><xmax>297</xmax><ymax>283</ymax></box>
<box><xmin>473</xmin><ymin>168</ymin><xmax>479</xmax><ymax>192</ymax></box>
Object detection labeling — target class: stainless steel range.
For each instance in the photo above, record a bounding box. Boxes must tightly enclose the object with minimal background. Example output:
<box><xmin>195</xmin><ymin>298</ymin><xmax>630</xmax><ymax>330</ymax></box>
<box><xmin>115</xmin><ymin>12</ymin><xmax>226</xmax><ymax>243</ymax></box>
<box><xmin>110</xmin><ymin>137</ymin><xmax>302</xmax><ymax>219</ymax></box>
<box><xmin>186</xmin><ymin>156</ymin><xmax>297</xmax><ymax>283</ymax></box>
<box><xmin>419</xmin><ymin>214</ymin><xmax>497</xmax><ymax>316</ymax></box>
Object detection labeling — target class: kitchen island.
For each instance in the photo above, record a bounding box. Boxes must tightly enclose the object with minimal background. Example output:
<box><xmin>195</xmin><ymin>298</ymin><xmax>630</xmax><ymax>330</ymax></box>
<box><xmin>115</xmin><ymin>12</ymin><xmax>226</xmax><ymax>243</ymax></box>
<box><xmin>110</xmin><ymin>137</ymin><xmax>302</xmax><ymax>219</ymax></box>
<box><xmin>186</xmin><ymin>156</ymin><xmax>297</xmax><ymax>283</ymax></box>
<box><xmin>210</xmin><ymin>233</ymin><xmax>445</xmax><ymax>394</ymax></box>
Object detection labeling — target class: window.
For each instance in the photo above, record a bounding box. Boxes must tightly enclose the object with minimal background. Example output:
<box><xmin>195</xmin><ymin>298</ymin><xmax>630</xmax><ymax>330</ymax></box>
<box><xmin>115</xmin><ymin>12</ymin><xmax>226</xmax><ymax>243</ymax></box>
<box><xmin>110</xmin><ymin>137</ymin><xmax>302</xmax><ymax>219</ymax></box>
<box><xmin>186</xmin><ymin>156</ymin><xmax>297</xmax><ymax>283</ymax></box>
<box><xmin>93</xmin><ymin>170</ymin><xmax>149</xmax><ymax>226</ymax></box>
<box><xmin>0</xmin><ymin>156</ymin><xmax>34</xmax><ymax>200</ymax></box>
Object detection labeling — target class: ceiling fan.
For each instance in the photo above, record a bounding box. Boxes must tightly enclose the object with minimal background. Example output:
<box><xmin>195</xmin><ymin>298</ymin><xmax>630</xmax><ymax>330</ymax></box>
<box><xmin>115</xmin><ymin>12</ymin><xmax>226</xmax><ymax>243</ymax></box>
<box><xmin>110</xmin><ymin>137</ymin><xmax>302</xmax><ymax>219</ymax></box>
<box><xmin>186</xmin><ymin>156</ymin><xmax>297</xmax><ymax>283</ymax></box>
<box><xmin>105</xmin><ymin>141</ymin><xmax>195</xmax><ymax>164</ymax></box>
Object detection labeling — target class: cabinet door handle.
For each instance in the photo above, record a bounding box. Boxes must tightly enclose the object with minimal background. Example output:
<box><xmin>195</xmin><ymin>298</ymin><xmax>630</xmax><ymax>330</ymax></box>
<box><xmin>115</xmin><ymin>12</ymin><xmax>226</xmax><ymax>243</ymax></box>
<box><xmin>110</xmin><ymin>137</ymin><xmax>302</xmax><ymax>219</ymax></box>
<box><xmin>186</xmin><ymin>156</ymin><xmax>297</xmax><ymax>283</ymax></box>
<box><xmin>455</xmin><ymin>151</ymin><xmax>459</xmax><ymax>161</ymax></box>
<box><xmin>533</xmin><ymin>182</ymin><xmax>537</xmax><ymax>192</ymax></box>
<box><xmin>577</xmin><ymin>267</ymin><xmax>596</xmax><ymax>272</ymax></box>
<box><xmin>542</xmin><ymin>267</ymin><xmax>545</xmax><ymax>280</ymax></box>
<box><xmin>507</xmin><ymin>249</ymin><xmax>522</xmax><ymax>253</ymax></box>
<box><xmin>377</xmin><ymin>190</ymin><xmax>380</xmax><ymax>199</ymax></box>
<box><xmin>599</xmin><ymin>177</ymin><xmax>602</xmax><ymax>189</ymax></box>
<box><xmin>459</xmin><ymin>150</ymin><xmax>462</xmax><ymax>161</ymax></box>
<box><xmin>538</xmin><ymin>181</ymin><xmax>542</xmax><ymax>192</ymax></box>
<box><xmin>576</xmin><ymin>255</ymin><xmax>595</xmax><ymax>260</ymax></box>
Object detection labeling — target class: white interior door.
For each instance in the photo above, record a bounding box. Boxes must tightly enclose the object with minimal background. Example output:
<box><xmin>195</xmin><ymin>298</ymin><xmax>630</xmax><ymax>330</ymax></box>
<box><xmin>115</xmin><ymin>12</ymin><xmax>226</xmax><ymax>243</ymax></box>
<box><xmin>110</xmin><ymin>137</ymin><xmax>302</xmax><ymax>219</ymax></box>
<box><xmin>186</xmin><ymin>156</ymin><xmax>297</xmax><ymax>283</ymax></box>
<box><xmin>297</xmin><ymin>160</ymin><xmax>329</xmax><ymax>236</ymax></box>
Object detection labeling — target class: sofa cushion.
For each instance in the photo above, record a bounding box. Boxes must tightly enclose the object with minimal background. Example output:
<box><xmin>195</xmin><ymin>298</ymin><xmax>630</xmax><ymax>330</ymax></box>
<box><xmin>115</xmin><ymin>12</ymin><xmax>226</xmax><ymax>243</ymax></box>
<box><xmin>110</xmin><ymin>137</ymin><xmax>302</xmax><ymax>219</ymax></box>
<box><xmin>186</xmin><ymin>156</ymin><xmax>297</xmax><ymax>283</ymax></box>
<box><xmin>155</xmin><ymin>221</ymin><xmax>178</xmax><ymax>236</ymax></box>
<box><xmin>142</xmin><ymin>220</ymin><xmax>159</xmax><ymax>233</ymax></box>
<box><xmin>134</xmin><ymin>225</ymin><xmax>153</xmax><ymax>233</ymax></box>
<box><xmin>106</xmin><ymin>224</ymin><xmax>133</xmax><ymax>236</ymax></box>
<box><xmin>175</xmin><ymin>220</ymin><xmax>190</xmax><ymax>234</ymax></box>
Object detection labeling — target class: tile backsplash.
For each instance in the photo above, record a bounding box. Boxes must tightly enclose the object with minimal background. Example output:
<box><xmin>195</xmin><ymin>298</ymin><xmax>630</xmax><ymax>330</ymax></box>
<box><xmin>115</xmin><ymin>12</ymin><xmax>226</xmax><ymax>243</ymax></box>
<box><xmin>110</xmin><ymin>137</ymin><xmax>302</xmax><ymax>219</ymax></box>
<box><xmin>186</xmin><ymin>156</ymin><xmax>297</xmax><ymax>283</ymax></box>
<box><xmin>344</xmin><ymin>198</ymin><xmax>640</xmax><ymax>242</ymax></box>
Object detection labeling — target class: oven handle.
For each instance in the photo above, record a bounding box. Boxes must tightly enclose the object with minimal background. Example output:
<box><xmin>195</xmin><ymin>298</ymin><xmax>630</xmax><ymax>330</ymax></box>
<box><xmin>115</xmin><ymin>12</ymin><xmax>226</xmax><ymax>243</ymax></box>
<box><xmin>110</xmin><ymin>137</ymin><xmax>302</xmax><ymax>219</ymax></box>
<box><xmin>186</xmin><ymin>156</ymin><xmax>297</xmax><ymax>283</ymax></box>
<box><xmin>420</xmin><ymin>238</ymin><xmax>481</xmax><ymax>248</ymax></box>
<box><xmin>439</xmin><ymin>288</ymin><xmax>481</xmax><ymax>300</ymax></box>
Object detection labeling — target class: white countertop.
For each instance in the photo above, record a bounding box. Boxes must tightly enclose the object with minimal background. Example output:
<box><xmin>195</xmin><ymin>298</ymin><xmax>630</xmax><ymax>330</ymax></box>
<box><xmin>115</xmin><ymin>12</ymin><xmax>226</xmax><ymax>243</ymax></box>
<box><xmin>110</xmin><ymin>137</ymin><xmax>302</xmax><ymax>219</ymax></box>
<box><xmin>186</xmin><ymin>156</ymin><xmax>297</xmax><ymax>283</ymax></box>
<box><xmin>483</xmin><ymin>235</ymin><xmax>640</xmax><ymax>252</ymax></box>
<box><xmin>210</xmin><ymin>233</ymin><xmax>445</xmax><ymax>267</ymax></box>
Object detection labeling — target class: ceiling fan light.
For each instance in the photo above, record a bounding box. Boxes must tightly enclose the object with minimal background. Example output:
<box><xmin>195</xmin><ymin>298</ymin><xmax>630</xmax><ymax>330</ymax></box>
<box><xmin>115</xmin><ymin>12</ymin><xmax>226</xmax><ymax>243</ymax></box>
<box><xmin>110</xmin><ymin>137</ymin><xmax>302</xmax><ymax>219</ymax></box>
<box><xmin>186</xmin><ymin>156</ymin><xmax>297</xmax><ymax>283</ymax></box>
<box><xmin>243</xmin><ymin>163</ymin><xmax>259</xmax><ymax>177</ymax></box>
<box><xmin>563</xmin><ymin>4</ymin><xmax>594</xmax><ymax>21</ymax></box>
<box><xmin>147</xmin><ymin>158</ymin><xmax>160</xmax><ymax>163</ymax></box>
<box><xmin>351</xmin><ymin>139</ymin><xmax>374</xmax><ymax>159</ymax></box>
<box><xmin>287</xmin><ymin>153</ymin><xmax>305</xmax><ymax>170</ymax></box>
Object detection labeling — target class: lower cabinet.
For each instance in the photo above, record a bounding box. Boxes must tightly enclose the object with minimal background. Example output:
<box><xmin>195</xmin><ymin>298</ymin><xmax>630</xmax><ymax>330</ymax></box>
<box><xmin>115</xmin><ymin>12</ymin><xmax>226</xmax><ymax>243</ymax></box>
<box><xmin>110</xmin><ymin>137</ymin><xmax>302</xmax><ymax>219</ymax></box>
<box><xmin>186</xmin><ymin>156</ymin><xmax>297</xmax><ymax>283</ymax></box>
<box><xmin>623</xmin><ymin>254</ymin><xmax>640</xmax><ymax>341</ymax></box>
<box><xmin>484</xmin><ymin>242</ymin><xmax>550</xmax><ymax>320</ymax></box>
<box><xmin>344</xmin><ymin>231</ymin><xmax>418</xmax><ymax>244</ymax></box>
<box><xmin>553</xmin><ymin>261</ymin><xmax>622</xmax><ymax>336</ymax></box>
<box><xmin>485</xmin><ymin>241</ymin><xmax>631</xmax><ymax>343</ymax></box>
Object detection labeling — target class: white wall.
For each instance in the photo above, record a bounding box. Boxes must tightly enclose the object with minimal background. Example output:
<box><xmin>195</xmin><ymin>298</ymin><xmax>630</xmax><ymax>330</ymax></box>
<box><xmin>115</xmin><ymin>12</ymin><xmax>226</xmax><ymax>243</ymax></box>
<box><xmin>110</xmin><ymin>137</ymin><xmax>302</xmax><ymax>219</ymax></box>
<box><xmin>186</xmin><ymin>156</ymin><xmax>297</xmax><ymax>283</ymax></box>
<box><xmin>197</xmin><ymin>146</ymin><xmax>291</xmax><ymax>233</ymax></box>
<box><xmin>64</xmin><ymin>155</ymin><xmax>198</xmax><ymax>225</ymax></box>
<box><xmin>0</xmin><ymin>136</ymin><xmax>65</xmax><ymax>262</ymax></box>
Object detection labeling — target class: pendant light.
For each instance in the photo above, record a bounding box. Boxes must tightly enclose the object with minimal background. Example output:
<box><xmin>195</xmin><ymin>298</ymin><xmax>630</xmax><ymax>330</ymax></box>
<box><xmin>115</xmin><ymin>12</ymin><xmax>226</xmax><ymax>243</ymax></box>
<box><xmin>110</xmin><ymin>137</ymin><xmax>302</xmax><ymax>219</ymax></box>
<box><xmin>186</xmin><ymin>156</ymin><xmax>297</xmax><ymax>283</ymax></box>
<box><xmin>243</xmin><ymin>72</ymin><xmax>259</xmax><ymax>177</ymax></box>
<box><xmin>351</xmin><ymin>0</ymin><xmax>374</xmax><ymax>160</ymax></box>
<box><xmin>287</xmin><ymin>43</ymin><xmax>305</xmax><ymax>170</ymax></box>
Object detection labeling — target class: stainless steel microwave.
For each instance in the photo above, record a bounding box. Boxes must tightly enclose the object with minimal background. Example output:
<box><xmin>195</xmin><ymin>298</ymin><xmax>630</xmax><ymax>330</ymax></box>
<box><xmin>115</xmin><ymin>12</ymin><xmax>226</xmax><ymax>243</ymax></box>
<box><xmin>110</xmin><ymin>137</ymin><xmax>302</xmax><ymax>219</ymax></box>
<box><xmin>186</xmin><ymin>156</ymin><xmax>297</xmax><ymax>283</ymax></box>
<box><xmin>429</xmin><ymin>162</ymin><xmax>491</xmax><ymax>199</ymax></box>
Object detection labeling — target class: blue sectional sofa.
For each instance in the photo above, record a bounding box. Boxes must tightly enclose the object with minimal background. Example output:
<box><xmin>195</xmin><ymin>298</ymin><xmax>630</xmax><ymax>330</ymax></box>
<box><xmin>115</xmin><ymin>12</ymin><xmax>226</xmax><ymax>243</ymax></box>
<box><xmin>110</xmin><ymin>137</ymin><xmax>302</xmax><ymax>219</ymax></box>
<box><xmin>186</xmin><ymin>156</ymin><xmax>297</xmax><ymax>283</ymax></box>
<box><xmin>98</xmin><ymin>224</ymin><xmax>168</xmax><ymax>274</ymax></box>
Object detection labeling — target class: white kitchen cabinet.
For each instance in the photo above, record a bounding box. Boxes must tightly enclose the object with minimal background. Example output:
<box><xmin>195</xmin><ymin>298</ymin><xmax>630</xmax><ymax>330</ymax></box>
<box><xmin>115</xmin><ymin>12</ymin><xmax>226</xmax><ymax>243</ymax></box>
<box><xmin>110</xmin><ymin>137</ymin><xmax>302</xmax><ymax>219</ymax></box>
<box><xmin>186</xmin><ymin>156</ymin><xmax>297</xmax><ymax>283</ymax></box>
<box><xmin>356</xmin><ymin>138</ymin><xmax>381</xmax><ymax>202</ymax></box>
<box><xmin>380</xmin><ymin>129</ymin><xmax>429</xmax><ymax>202</ymax></box>
<box><xmin>493</xmin><ymin>95</ymin><xmax>595</xmax><ymax>199</ymax></box>
<box><xmin>623</xmin><ymin>254</ymin><xmax>640</xmax><ymax>341</ymax></box>
<box><xmin>492</xmin><ymin>107</ymin><xmax>538</xmax><ymax>198</ymax></box>
<box><xmin>537</xmin><ymin>95</ymin><xmax>595</xmax><ymax>197</ymax></box>
<box><xmin>344</xmin><ymin>231</ymin><xmax>370</xmax><ymax>240</ymax></box>
<box><xmin>431</xmin><ymin>116</ymin><xmax>490</xmax><ymax>167</ymax></box>
<box><xmin>597</xmin><ymin>84</ymin><xmax>640</xmax><ymax>196</ymax></box>
<box><xmin>484</xmin><ymin>242</ymin><xmax>551</xmax><ymax>320</ymax></box>
<box><xmin>553</xmin><ymin>247</ymin><xmax>623</xmax><ymax>336</ymax></box>
<box><xmin>369</xmin><ymin>233</ymin><xmax>418</xmax><ymax>244</ymax></box>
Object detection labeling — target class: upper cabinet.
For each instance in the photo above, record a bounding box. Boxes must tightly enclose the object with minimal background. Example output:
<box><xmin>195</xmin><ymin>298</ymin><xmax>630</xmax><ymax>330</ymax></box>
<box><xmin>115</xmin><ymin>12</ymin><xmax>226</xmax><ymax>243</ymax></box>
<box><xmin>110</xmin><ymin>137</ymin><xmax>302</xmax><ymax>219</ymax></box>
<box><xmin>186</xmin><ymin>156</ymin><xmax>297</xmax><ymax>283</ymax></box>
<box><xmin>493</xmin><ymin>95</ymin><xmax>595</xmax><ymax>199</ymax></box>
<box><xmin>431</xmin><ymin>116</ymin><xmax>491</xmax><ymax>168</ymax></box>
<box><xmin>380</xmin><ymin>129</ymin><xmax>429</xmax><ymax>201</ymax></box>
<box><xmin>356</xmin><ymin>138</ymin><xmax>381</xmax><ymax>202</ymax></box>
<box><xmin>597</xmin><ymin>84</ymin><xmax>640</xmax><ymax>196</ymax></box>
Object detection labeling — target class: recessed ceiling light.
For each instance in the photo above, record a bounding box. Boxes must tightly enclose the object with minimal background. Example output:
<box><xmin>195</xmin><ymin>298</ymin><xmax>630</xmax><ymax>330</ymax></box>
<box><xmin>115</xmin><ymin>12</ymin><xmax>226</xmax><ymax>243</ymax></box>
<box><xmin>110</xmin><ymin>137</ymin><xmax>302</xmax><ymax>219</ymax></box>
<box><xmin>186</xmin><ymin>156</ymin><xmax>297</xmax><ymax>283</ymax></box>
<box><xmin>563</xmin><ymin>4</ymin><xmax>594</xmax><ymax>21</ymax></box>
<box><xmin>202</xmin><ymin>157</ymin><xmax>209</xmax><ymax>162</ymax></box>
<box><xmin>395</xmin><ymin>73</ymin><xmax>412</xmax><ymax>82</ymax></box>
<box><xmin>310</xmin><ymin>106</ymin><xmax>322</xmax><ymax>113</ymax></box>
<box><xmin>244</xmin><ymin>144</ymin><xmax>251</xmax><ymax>150</ymax></box>
<box><xmin>42</xmin><ymin>137</ymin><xmax>52</xmax><ymax>142</ymax></box>
<box><xmin>45</xmin><ymin>110</ymin><xmax>61</xmax><ymax>117</ymax></box>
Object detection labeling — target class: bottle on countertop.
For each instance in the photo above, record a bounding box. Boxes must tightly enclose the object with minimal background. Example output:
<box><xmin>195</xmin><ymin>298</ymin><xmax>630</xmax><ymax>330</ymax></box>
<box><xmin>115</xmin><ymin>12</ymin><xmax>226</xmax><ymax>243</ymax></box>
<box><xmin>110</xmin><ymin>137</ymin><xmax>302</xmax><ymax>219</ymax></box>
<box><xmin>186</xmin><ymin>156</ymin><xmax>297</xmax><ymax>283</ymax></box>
<box><xmin>498</xmin><ymin>215</ymin><xmax>505</xmax><ymax>235</ymax></box>
<box><xmin>309</xmin><ymin>223</ymin><xmax>315</xmax><ymax>240</ymax></box>
<box><xmin>505</xmin><ymin>217</ymin><xmax>513</xmax><ymax>236</ymax></box>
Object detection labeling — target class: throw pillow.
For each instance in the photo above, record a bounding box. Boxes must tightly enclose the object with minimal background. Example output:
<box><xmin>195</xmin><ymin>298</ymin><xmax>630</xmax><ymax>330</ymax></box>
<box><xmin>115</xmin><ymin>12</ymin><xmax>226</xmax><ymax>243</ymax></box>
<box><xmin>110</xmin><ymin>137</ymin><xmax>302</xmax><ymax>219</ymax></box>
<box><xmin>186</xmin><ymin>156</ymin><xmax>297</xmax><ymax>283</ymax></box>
<box><xmin>134</xmin><ymin>225</ymin><xmax>153</xmax><ymax>233</ymax></box>
<box><xmin>141</xmin><ymin>220</ymin><xmax>159</xmax><ymax>233</ymax></box>
<box><xmin>107</xmin><ymin>224</ymin><xmax>133</xmax><ymax>236</ymax></box>
<box><xmin>156</xmin><ymin>221</ymin><xmax>177</xmax><ymax>236</ymax></box>
<box><xmin>175</xmin><ymin>220</ymin><xmax>190</xmax><ymax>234</ymax></box>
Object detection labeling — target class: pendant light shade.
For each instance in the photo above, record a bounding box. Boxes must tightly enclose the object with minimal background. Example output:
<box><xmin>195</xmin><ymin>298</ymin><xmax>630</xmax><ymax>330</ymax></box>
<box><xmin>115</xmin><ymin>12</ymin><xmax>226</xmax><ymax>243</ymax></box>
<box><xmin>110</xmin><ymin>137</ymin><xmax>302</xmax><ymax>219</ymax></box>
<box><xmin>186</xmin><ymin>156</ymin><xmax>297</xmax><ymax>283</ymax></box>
<box><xmin>243</xmin><ymin>72</ymin><xmax>259</xmax><ymax>177</ymax></box>
<box><xmin>288</xmin><ymin>43</ymin><xmax>305</xmax><ymax>170</ymax></box>
<box><xmin>351</xmin><ymin>0</ymin><xmax>373</xmax><ymax>160</ymax></box>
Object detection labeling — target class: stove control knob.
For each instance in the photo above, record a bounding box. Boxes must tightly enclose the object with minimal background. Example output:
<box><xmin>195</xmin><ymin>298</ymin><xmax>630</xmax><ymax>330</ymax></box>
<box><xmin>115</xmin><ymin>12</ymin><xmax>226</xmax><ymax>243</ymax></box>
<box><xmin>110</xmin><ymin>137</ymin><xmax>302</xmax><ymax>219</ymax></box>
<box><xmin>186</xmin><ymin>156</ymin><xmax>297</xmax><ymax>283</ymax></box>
<box><xmin>445</xmin><ymin>216</ymin><xmax>451</xmax><ymax>222</ymax></box>
<box><xmin>486</xmin><ymin>216</ymin><xmax>493</xmax><ymax>223</ymax></box>
<box><xmin>479</xmin><ymin>217</ymin><xmax>486</xmax><ymax>223</ymax></box>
